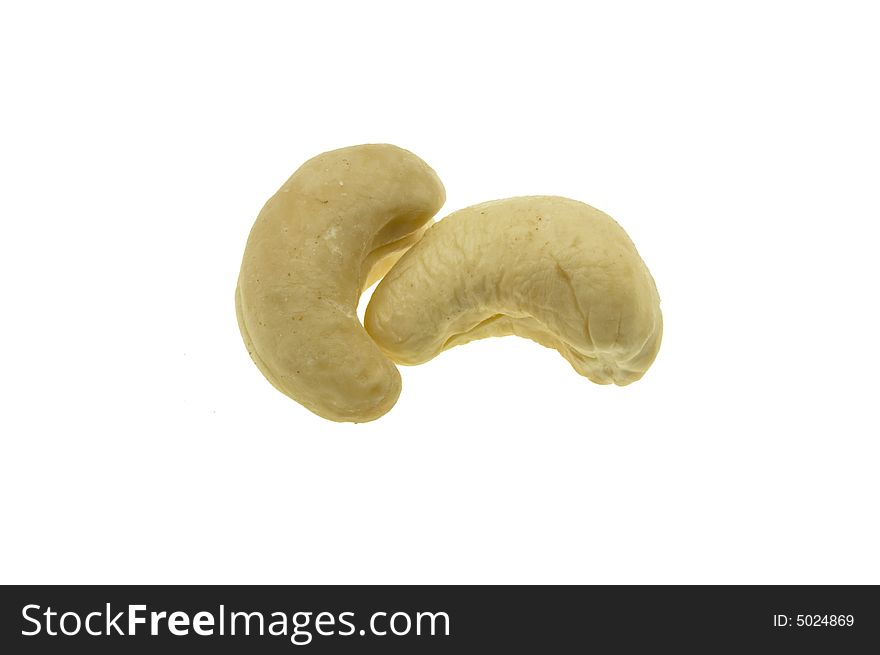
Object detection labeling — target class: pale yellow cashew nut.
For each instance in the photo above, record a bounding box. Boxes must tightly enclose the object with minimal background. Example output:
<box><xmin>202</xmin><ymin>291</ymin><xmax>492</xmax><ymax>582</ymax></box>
<box><xmin>236</xmin><ymin>144</ymin><xmax>445</xmax><ymax>422</ymax></box>
<box><xmin>365</xmin><ymin>196</ymin><xmax>662</xmax><ymax>386</ymax></box>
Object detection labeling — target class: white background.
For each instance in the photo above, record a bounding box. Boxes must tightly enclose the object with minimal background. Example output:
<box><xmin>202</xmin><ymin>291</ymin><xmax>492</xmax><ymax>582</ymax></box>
<box><xmin>2</xmin><ymin>1</ymin><xmax>878</xmax><ymax>584</ymax></box>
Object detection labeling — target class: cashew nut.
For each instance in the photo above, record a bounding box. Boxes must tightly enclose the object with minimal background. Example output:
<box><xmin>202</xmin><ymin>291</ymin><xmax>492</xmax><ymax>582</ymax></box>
<box><xmin>365</xmin><ymin>196</ymin><xmax>662</xmax><ymax>385</ymax></box>
<box><xmin>236</xmin><ymin>144</ymin><xmax>445</xmax><ymax>422</ymax></box>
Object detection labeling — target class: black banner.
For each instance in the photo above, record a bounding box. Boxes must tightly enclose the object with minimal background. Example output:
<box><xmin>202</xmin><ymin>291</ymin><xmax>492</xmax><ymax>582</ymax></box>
<box><xmin>1</xmin><ymin>585</ymin><xmax>877</xmax><ymax>653</ymax></box>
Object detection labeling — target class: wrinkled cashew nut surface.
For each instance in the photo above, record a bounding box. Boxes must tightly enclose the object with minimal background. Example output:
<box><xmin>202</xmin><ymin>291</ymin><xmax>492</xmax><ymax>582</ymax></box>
<box><xmin>365</xmin><ymin>196</ymin><xmax>662</xmax><ymax>385</ymax></box>
<box><xmin>236</xmin><ymin>144</ymin><xmax>445</xmax><ymax>422</ymax></box>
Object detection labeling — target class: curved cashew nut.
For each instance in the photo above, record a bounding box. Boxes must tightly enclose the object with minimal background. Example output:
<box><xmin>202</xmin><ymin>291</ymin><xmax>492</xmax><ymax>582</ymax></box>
<box><xmin>365</xmin><ymin>196</ymin><xmax>662</xmax><ymax>385</ymax></box>
<box><xmin>236</xmin><ymin>144</ymin><xmax>445</xmax><ymax>422</ymax></box>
